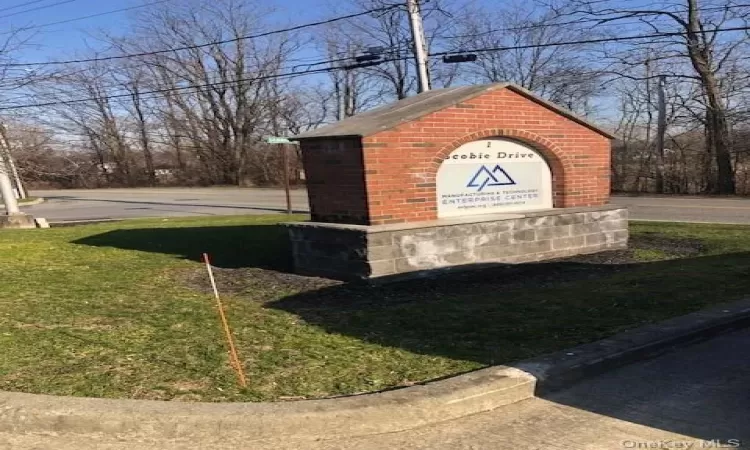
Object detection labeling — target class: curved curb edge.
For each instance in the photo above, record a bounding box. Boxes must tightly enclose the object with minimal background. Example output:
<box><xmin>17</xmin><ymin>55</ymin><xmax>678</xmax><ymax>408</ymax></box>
<box><xmin>0</xmin><ymin>366</ymin><xmax>535</xmax><ymax>440</ymax></box>
<box><xmin>1</xmin><ymin>298</ymin><xmax>749</xmax><ymax>441</ymax></box>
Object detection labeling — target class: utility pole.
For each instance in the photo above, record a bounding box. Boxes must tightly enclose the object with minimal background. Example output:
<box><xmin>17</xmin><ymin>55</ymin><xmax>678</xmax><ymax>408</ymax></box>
<box><xmin>639</xmin><ymin>55</ymin><xmax>653</xmax><ymax>192</ymax></box>
<box><xmin>407</xmin><ymin>0</ymin><xmax>431</xmax><ymax>93</ymax></box>
<box><xmin>0</xmin><ymin>124</ymin><xmax>26</xmax><ymax>199</ymax></box>
<box><xmin>0</xmin><ymin>124</ymin><xmax>35</xmax><ymax>227</ymax></box>
<box><xmin>0</xmin><ymin>152</ymin><xmax>20</xmax><ymax>214</ymax></box>
<box><xmin>655</xmin><ymin>74</ymin><xmax>668</xmax><ymax>193</ymax></box>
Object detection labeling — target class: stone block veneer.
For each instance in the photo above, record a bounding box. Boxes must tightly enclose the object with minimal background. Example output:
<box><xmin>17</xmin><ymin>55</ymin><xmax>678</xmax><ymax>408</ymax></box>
<box><xmin>286</xmin><ymin>206</ymin><xmax>628</xmax><ymax>281</ymax></box>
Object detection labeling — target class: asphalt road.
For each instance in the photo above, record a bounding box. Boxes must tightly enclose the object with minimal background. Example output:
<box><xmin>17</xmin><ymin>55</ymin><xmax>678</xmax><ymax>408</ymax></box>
<box><xmin>4</xmin><ymin>328</ymin><xmax>748</xmax><ymax>449</ymax></box>
<box><xmin>610</xmin><ymin>194</ymin><xmax>750</xmax><ymax>224</ymax></box>
<box><xmin>19</xmin><ymin>188</ymin><xmax>750</xmax><ymax>224</ymax></box>
<box><xmin>25</xmin><ymin>188</ymin><xmax>311</xmax><ymax>222</ymax></box>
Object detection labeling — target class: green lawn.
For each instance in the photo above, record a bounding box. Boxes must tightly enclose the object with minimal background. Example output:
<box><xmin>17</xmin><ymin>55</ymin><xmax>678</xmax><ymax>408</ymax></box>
<box><xmin>0</xmin><ymin>215</ymin><xmax>748</xmax><ymax>402</ymax></box>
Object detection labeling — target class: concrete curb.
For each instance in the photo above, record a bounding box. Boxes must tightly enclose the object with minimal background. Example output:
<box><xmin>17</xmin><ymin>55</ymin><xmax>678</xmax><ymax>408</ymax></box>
<box><xmin>514</xmin><ymin>297</ymin><xmax>750</xmax><ymax>395</ymax></box>
<box><xmin>1</xmin><ymin>298</ymin><xmax>749</xmax><ymax>440</ymax></box>
<box><xmin>0</xmin><ymin>366</ymin><xmax>535</xmax><ymax>440</ymax></box>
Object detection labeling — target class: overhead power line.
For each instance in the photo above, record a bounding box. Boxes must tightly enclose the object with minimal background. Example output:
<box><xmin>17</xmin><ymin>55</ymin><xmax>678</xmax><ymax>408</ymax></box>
<box><xmin>0</xmin><ymin>0</ymin><xmax>178</xmax><ymax>36</ymax></box>
<box><xmin>5</xmin><ymin>2</ymin><xmax>746</xmax><ymax>68</ymax></box>
<box><xmin>0</xmin><ymin>65</ymin><xmax>340</xmax><ymax>111</ymax></box>
<box><xmin>0</xmin><ymin>53</ymin><xmax>411</xmax><ymax>111</ymax></box>
<box><xmin>0</xmin><ymin>0</ymin><xmax>78</xmax><ymax>19</ymax></box>
<box><xmin>4</xmin><ymin>24</ymin><xmax>750</xmax><ymax>112</ymax></box>
<box><xmin>434</xmin><ymin>24</ymin><xmax>750</xmax><ymax>58</ymax></box>
<box><xmin>442</xmin><ymin>3</ymin><xmax>750</xmax><ymax>40</ymax></box>
<box><xmin>0</xmin><ymin>48</ymin><xmax>411</xmax><ymax>107</ymax></box>
<box><xmin>6</xmin><ymin>4</ymin><xmax>403</xmax><ymax>67</ymax></box>
<box><xmin>0</xmin><ymin>48</ymin><xmax>409</xmax><ymax>106</ymax></box>
<box><xmin>0</xmin><ymin>0</ymin><xmax>50</xmax><ymax>14</ymax></box>
<box><xmin>0</xmin><ymin>0</ymin><xmax>79</xmax><ymax>20</ymax></box>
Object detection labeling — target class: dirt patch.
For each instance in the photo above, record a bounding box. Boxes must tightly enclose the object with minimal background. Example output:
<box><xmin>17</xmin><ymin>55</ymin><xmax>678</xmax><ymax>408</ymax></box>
<box><xmin>563</xmin><ymin>232</ymin><xmax>705</xmax><ymax>265</ymax></box>
<box><xmin>393</xmin><ymin>232</ymin><xmax>709</xmax><ymax>294</ymax></box>
<box><xmin>180</xmin><ymin>266</ymin><xmax>341</xmax><ymax>301</ymax></box>
<box><xmin>176</xmin><ymin>233</ymin><xmax>706</xmax><ymax>301</ymax></box>
<box><xmin>630</xmin><ymin>232</ymin><xmax>705</xmax><ymax>256</ymax></box>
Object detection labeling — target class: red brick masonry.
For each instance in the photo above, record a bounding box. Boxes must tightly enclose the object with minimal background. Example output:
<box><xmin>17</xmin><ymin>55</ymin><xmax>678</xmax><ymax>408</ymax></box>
<box><xmin>299</xmin><ymin>85</ymin><xmax>612</xmax><ymax>225</ymax></box>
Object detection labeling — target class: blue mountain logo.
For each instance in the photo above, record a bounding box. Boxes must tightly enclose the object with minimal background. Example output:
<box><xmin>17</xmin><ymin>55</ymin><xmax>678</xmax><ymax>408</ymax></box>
<box><xmin>467</xmin><ymin>165</ymin><xmax>516</xmax><ymax>191</ymax></box>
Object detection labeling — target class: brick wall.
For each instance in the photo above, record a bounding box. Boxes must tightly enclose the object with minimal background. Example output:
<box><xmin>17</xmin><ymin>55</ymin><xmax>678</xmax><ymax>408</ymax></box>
<box><xmin>300</xmin><ymin>137</ymin><xmax>369</xmax><ymax>224</ymax></box>
<box><xmin>300</xmin><ymin>87</ymin><xmax>611</xmax><ymax>226</ymax></box>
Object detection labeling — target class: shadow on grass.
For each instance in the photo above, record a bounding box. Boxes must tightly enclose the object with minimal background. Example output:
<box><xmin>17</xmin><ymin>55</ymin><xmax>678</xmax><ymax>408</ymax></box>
<box><xmin>268</xmin><ymin>252</ymin><xmax>750</xmax><ymax>364</ymax></box>
<box><xmin>69</xmin><ymin>222</ymin><xmax>750</xmax><ymax>439</ymax></box>
<box><xmin>73</xmin><ymin>224</ymin><xmax>292</xmax><ymax>270</ymax></box>
<box><xmin>266</xmin><ymin>251</ymin><xmax>750</xmax><ymax>442</ymax></box>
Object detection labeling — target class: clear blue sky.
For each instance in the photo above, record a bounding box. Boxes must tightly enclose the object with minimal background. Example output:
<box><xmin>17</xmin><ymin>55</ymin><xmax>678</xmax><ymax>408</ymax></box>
<box><xmin>3</xmin><ymin>0</ymin><xmax>733</xmax><ymax>125</ymax></box>
<box><xmin>2</xmin><ymin>0</ymin><xmax>333</xmax><ymax>63</ymax></box>
<box><xmin>1</xmin><ymin>0</ymin><xmax>691</xmax><ymax>65</ymax></box>
<box><xmin>0</xmin><ymin>0</ymin><xmax>672</xmax><ymax>124</ymax></box>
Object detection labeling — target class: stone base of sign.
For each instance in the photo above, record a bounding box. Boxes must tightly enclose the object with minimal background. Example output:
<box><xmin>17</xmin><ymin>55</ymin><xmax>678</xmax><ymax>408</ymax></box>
<box><xmin>286</xmin><ymin>206</ymin><xmax>628</xmax><ymax>281</ymax></box>
<box><xmin>0</xmin><ymin>213</ymin><xmax>37</xmax><ymax>229</ymax></box>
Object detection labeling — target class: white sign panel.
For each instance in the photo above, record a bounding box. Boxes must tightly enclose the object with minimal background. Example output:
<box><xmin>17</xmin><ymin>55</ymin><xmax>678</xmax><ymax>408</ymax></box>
<box><xmin>436</xmin><ymin>138</ymin><xmax>553</xmax><ymax>218</ymax></box>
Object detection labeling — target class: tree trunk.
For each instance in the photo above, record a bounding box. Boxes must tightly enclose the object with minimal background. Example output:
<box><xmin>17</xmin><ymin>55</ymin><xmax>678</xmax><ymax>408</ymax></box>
<box><xmin>685</xmin><ymin>0</ymin><xmax>735</xmax><ymax>194</ymax></box>
<box><xmin>654</xmin><ymin>75</ymin><xmax>667</xmax><ymax>194</ymax></box>
<box><xmin>132</xmin><ymin>93</ymin><xmax>156</xmax><ymax>186</ymax></box>
<box><xmin>708</xmin><ymin>100</ymin><xmax>735</xmax><ymax>194</ymax></box>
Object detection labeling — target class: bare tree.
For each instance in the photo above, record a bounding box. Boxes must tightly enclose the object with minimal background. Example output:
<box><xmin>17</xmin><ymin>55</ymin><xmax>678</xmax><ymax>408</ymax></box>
<box><xmin>129</xmin><ymin>0</ymin><xmax>300</xmax><ymax>185</ymax></box>
<box><xmin>23</xmin><ymin>0</ymin><xmax>304</xmax><ymax>187</ymax></box>
<box><xmin>449</xmin><ymin>1</ymin><xmax>602</xmax><ymax>114</ymax></box>
<box><xmin>550</xmin><ymin>0</ymin><xmax>750</xmax><ymax>193</ymax></box>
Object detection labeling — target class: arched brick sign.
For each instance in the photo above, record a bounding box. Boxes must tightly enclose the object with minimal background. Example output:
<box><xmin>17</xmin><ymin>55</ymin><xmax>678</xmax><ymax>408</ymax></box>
<box><xmin>437</xmin><ymin>138</ymin><xmax>553</xmax><ymax>218</ymax></box>
<box><xmin>290</xmin><ymin>82</ymin><xmax>623</xmax><ymax>281</ymax></box>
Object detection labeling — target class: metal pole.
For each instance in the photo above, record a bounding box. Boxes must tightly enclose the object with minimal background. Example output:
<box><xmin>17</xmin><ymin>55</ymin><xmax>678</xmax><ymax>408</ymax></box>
<box><xmin>0</xmin><ymin>124</ymin><xmax>26</xmax><ymax>199</ymax></box>
<box><xmin>282</xmin><ymin>144</ymin><xmax>292</xmax><ymax>215</ymax></box>
<box><xmin>407</xmin><ymin>0</ymin><xmax>431</xmax><ymax>93</ymax></box>
<box><xmin>0</xmin><ymin>155</ymin><xmax>19</xmax><ymax>214</ymax></box>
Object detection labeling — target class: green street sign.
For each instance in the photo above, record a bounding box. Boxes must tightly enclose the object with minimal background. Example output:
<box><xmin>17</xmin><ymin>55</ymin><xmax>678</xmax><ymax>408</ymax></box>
<box><xmin>266</xmin><ymin>136</ymin><xmax>298</xmax><ymax>145</ymax></box>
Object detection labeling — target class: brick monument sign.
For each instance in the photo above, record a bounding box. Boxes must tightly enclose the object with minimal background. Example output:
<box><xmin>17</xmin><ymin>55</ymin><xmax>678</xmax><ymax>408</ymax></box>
<box><xmin>287</xmin><ymin>82</ymin><xmax>628</xmax><ymax>280</ymax></box>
